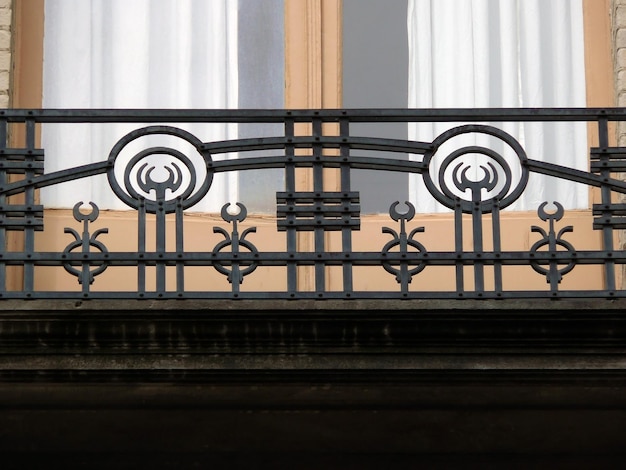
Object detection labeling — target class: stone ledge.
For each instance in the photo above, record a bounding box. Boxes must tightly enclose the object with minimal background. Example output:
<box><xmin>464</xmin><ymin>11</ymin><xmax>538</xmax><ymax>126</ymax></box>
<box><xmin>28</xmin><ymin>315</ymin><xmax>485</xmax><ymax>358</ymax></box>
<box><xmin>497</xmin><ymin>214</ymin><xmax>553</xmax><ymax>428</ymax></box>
<box><xmin>0</xmin><ymin>298</ymin><xmax>624</xmax><ymax>384</ymax></box>
<box><xmin>1</xmin><ymin>297</ymin><xmax>625</xmax><ymax>312</ymax></box>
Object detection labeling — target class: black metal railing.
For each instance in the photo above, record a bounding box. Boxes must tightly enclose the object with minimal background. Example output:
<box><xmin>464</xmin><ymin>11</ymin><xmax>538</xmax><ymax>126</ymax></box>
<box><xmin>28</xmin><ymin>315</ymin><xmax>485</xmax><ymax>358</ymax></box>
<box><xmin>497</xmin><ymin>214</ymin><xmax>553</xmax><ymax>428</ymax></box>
<box><xmin>1</xmin><ymin>108</ymin><xmax>626</xmax><ymax>299</ymax></box>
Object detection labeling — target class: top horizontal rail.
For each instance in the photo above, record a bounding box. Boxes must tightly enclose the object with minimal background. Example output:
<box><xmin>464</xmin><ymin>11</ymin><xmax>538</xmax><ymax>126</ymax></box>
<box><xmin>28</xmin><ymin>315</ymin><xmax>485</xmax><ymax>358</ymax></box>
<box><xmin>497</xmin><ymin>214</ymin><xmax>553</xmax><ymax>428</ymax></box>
<box><xmin>1</xmin><ymin>108</ymin><xmax>625</xmax><ymax>123</ymax></box>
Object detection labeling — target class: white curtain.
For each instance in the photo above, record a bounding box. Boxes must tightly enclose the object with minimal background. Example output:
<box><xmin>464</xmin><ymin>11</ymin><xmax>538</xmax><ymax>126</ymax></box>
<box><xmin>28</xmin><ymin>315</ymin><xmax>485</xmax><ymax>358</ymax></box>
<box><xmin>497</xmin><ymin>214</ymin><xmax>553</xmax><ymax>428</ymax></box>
<box><xmin>42</xmin><ymin>0</ymin><xmax>238</xmax><ymax>211</ymax></box>
<box><xmin>408</xmin><ymin>0</ymin><xmax>587</xmax><ymax>212</ymax></box>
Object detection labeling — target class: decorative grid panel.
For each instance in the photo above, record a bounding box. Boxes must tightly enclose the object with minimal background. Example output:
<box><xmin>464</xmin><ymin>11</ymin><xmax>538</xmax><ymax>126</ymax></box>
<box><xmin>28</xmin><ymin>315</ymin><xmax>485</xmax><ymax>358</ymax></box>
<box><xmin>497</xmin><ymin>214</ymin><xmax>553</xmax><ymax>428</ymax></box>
<box><xmin>0</xmin><ymin>109</ymin><xmax>623</xmax><ymax>300</ymax></box>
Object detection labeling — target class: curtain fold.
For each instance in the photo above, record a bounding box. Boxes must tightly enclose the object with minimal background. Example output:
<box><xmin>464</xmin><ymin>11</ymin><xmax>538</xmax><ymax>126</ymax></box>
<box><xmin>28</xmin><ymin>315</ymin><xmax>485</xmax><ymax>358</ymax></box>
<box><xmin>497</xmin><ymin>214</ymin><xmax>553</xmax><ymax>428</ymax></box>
<box><xmin>408</xmin><ymin>0</ymin><xmax>587</xmax><ymax>212</ymax></box>
<box><xmin>42</xmin><ymin>0</ymin><xmax>238</xmax><ymax>211</ymax></box>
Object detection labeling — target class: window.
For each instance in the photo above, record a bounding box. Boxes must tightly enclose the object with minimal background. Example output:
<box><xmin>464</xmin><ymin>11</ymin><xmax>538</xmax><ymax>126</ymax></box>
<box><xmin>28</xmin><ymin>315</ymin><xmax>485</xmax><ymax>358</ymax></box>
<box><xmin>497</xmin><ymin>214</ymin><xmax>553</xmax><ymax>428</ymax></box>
<box><xmin>41</xmin><ymin>0</ymin><xmax>284</xmax><ymax>212</ymax></box>
<box><xmin>344</xmin><ymin>0</ymin><xmax>595</xmax><ymax>214</ymax></box>
<box><xmin>11</xmin><ymin>0</ymin><xmax>614</xmax><ymax>294</ymax></box>
<box><xmin>408</xmin><ymin>0</ymin><xmax>587</xmax><ymax>212</ymax></box>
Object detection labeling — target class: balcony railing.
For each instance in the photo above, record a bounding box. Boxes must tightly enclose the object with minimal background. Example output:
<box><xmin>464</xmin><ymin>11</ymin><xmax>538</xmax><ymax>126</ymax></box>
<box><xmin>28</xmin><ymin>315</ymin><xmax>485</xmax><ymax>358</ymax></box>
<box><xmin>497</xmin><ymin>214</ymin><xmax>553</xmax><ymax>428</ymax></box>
<box><xmin>1</xmin><ymin>108</ymin><xmax>625</xmax><ymax>300</ymax></box>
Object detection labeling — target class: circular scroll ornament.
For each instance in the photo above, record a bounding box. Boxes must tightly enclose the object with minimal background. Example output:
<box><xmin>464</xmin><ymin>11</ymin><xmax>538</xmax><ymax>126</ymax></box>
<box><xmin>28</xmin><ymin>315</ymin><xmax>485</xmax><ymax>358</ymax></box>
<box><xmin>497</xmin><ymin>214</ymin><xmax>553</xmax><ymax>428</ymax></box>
<box><xmin>421</xmin><ymin>125</ymin><xmax>529</xmax><ymax>213</ymax></box>
<box><xmin>107</xmin><ymin>126</ymin><xmax>212</xmax><ymax>213</ymax></box>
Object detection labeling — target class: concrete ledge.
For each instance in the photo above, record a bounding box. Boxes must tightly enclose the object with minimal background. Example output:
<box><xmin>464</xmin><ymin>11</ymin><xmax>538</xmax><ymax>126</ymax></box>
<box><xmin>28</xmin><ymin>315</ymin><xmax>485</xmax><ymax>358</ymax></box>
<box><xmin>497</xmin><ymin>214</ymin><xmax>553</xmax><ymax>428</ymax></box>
<box><xmin>0</xmin><ymin>298</ymin><xmax>624</xmax><ymax>381</ymax></box>
<box><xmin>1</xmin><ymin>297</ymin><xmax>625</xmax><ymax>312</ymax></box>
<box><xmin>0</xmin><ymin>298</ymin><xmax>625</xmax><ymax>464</ymax></box>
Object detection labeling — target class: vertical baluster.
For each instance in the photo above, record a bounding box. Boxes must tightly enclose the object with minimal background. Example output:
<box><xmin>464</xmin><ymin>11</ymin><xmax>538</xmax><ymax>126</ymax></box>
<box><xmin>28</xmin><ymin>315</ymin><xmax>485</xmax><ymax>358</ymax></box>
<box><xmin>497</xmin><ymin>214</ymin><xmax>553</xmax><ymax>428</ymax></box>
<box><xmin>155</xmin><ymin>202</ymin><xmax>166</xmax><ymax>295</ymax></box>
<box><xmin>492</xmin><ymin>201</ymin><xmax>502</xmax><ymax>295</ymax></box>
<box><xmin>175</xmin><ymin>196</ymin><xmax>184</xmax><ymax>297</ymax></box>
<box><xmin>454</xmin><ymin>198</ymin><xmax>464</xmax><ymax>296</ymax></box>
<box><xmin>598</xmin><ymin>116</ymin><xmax>616</xmax><ymax>292</ymax></box>
<box><xmin>284</xmin><ymin>117</ymin><xmax>297</xmax><ymax>296</ymax></box>
<box><xmin>23</xmin><ymin>119</ymin><xmax>36</xmax><ymax>295</ymax></box>
<box><xmin>312</xmin><ymin>118</ymin><xmax>325</xmax><ymax>295</ymax></box>
<box><xmin>471</xmin><ymin>203</ymin><xmax>485</xmax><ymax>296</ymax></box>
<box><xmin>137</xmin><ymin>198</ymin><xmax>146</xmax><ymax>296</ymax></box>
<box><xmin>340</xmin><ymin>117</ymin><xmax>353</xmax><ymax>296</ymax></box>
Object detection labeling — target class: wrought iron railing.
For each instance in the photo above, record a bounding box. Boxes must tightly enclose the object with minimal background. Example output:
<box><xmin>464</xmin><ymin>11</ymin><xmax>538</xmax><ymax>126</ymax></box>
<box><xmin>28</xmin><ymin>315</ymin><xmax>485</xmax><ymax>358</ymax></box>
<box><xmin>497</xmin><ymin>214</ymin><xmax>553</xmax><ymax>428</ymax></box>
<box><xmin>1</xmin><ymin>108</ymin><xmax>626</xmax><ymax>299</ymax></box>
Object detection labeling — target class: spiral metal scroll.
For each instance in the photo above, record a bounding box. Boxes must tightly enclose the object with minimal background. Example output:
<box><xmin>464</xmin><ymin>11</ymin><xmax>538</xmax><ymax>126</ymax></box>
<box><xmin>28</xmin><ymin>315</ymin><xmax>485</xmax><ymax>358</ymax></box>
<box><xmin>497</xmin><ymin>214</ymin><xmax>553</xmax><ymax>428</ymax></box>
<box><xmin>422</xmin><ymin>125</ymin><xmax>529</xmax><ymax>213</ymax></box>
<box><xmin>107</xmin><ymin>126</ymin><xmax>212</xmax><ymax>213</ymax></box>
